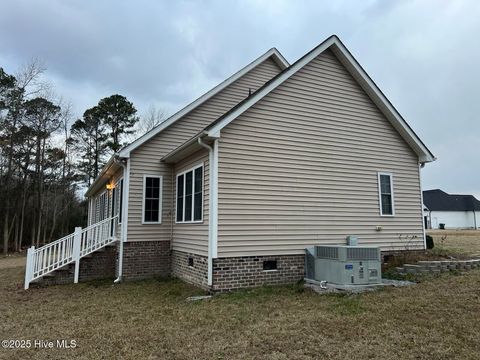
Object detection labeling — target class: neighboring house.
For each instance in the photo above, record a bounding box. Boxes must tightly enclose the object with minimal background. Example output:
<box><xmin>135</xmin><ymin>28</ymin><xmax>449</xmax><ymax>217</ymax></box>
<box><xmin>25</xmin><ymin>35</ymin><xmax>435</xmax><ymax>291</ymax></box>
<box><xmin>423</xmin><ymin>189</ymin><xmax>480</xmax><ymax>229</ymax></box>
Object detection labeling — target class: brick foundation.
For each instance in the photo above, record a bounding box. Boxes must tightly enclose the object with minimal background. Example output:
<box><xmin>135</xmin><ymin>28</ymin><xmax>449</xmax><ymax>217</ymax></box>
<box><xmin>34</xmin><ymin>245</ymin><xmax>426</xmax><ymax>290</ymax></box>
<box><xmin>121</xmin><ymin>241</ymin><xmax>171</xmax><ymax>280</ymax></box>
<box><xmin>171</xmin><ymin>250</ymin><xmax>209</xmax><ymax>289</ymax></box>
<box><xmin>212</xmin><ymin>255</ymin><xmax>305</xmax><ymax>292</ymax></box>
<box><xmin>34</xmin><ymin>244</ymin><xmax>117</xmax><ymax>286</ymax></box>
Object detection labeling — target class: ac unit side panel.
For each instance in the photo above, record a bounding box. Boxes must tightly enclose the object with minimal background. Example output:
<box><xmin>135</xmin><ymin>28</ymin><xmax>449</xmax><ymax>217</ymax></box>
<box><xmin>313</xmin><ymin>258</ymin><xmax>382</xmax><ymax>285</ymax></box>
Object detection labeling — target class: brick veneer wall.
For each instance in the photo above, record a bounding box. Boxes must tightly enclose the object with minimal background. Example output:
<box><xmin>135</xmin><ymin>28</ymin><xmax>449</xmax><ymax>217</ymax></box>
<box><xmin>121</xmin><ymin>241</ymin><xmax>171</xmax><ymax>280</ymax></box>
<box><xmin>34</xmin><ymin>245</ymin><xmax>117</xmax><ymax>286</ymax></box>
<box><xmin>171</xmin><ymin>250</ymin><xmax>209</xmax><ymax>289</ymax></box>
<box><xmin>212</xmin><ymin>255</ymin><xmax>305</xmax><ymax>292</ymax></box>
<box><xmin>80</xmin><ymin>244</ymin><xmax>117</xmax><ymax>281</ymax></box>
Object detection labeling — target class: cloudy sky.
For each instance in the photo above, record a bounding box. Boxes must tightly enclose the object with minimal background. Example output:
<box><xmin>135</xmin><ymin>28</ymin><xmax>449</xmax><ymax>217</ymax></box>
<box><xmin>1</xmin><ymin>0</ymin><xmax>479</xmax><ymax>197</ymax></box>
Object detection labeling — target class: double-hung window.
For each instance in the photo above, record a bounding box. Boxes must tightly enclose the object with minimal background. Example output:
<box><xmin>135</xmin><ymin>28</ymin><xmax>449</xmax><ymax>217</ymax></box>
<box><xmin>142</xmin><ymin>175</ymin><xmax>162</xmax><ymax>224</ymax></box>
<box><xmin>378</xmin><ymin>172</ymin><xmax>394</xmax><ymax>216</ymax></box>
<box><xmin>176</xmin><ymin>164</ymin><xmax>203</xmax><ymax>223</ymax></box>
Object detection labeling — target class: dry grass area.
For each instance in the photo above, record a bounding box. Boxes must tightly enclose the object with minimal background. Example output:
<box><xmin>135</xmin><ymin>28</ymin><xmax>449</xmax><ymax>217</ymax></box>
<box><xmin>1</xmin><ymin>239</ymin><xmax>480</xmax><ymax>359</ymax></box>
<box><xmin>428</xmin><ymin>230</ymin><xmax>480</xmax><ymax>257</ymax></box>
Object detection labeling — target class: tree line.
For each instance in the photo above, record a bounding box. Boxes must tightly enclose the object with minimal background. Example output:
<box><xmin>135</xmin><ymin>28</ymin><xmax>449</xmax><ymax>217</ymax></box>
<box><xmin>0</xmin><ymin>61</ymin><xmax>165</xmax><ymax>255</ymax></box>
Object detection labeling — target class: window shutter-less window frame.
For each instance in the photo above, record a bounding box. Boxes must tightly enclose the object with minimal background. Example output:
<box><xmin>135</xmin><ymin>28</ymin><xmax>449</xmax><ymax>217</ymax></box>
<box><xmin>377</xmin><ymin>172</ymin><xmax>395</xmax><ymax>216</ymax></box>
<box><xmin>142</xmin><ymin>175</ymin><xmax>163</xmax><ymax>224</ymax></box>
<box><xmin>175</xmin><ymin>163</ymin><xmax>204</xmax><ymax>224</ymax></box>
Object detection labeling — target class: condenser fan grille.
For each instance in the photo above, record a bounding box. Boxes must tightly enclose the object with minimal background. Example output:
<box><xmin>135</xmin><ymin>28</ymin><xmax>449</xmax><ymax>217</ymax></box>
<box><xmin>346</xmin><ymin>247</ymin><xmax>379</xmax><ymax>261</ymax></box>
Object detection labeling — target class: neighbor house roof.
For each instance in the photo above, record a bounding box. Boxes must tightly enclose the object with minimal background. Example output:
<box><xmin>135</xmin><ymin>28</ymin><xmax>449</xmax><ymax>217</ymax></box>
<box><xmin>163</xmin><ymin>35</ymin><xmax>435</xmax><ymax>164</ymax></box>
<box><xmin>423</xmin><ymin>189</ymin><xmax>480</xmax><ymax>211</ymax></box>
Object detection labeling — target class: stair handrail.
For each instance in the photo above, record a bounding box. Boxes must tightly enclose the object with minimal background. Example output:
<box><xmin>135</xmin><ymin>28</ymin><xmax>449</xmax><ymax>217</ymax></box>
<box><xmin>24</xmin><ymin>215</ymin><xmax>119</xmax><ymax>289</ymax></box>
<box><xmin>81</xmin><ymin>215</ymin><xmax>119</xmax><ymax>232</ymax></box>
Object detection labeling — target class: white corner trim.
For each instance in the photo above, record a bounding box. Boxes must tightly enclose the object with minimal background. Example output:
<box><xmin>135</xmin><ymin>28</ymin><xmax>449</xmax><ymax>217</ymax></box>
<box><xmin>211</xmin><ymin>139</ymin><xmax>219</xmax><ymax>259</ymax></box>
<box><xmin>377</xmin><ymin>172</ymin><xmax>395</xmax><ymax>217</ymax></box>
<box><xmin>115</xmin><ymin>158</ymin><xmax>130</xmax><ymax>282</ymax></box>
<box><xmin>118</xmin><ymin>48</ymin><xmax>289</xmax><ymax>158</ymax></box>
<box><xmin>196</xmin><ymin>137</ymin><xmax>219</xmax><ymax>287</ymax></box>
<box><xmin>206</xmin><ymin>35</ymin><xmax>434</xmax><ymax>163</ymax></box>
<box><xmin>141</xmin><ymin>174</ymin><xmax>163</xmax><ymax>225</ymax></box>
<box><xmin>123</xmin><ymin>159</ymin><xmax>130</xmax><ymax>242</ymax></box>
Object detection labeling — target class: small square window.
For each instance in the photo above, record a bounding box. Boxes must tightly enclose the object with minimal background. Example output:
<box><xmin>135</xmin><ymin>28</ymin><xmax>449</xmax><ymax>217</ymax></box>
<box><xmin>188</xmin><ymin>257</ymin><xmax>194</xmax><ymax>267</ymax></box>
<box><xmin>263</xmin><ymin>260</ymin><xmax>277</xmax><ymax>271</ymax></box>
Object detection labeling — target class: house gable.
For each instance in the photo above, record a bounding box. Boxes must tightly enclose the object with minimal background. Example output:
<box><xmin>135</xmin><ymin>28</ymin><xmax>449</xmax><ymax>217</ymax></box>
<box><xmin>205</xmin><ymin>35</ymin><xmax>434</xmax><ymax>163</ymax></box>
<box><xmin>125</xmin><ymin>54</ymin><xmax>287</xmax><ymax>249</ymax></box>
<box><xmin>86</xmin><ymin>48</ymin><xmax>288</xmax><ymax>198</ymax></box>
<box><xmin>118</xmin><ymin>48</ymin><xmax>289</xmax><ymax>158</ymax></box>
<box><xmin>216</xmin><ymin>47</ymin><xmax>425</xmax><ymax>257</ymax></box>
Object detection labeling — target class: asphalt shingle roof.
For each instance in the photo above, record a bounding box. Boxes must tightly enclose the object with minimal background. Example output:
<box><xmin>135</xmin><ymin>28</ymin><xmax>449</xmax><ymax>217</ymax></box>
<box><xmin>423</xmin><ymin>189</ymin><xmax>480</xmax><ymax>211</ymax></box>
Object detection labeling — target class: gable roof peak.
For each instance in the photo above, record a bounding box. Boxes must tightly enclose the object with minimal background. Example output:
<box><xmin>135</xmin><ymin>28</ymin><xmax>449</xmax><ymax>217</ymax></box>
<box><xmin>117</xmin><ymin>47</ymin><xmax>289</xmax><ymax>158</ymax></box>
<box><xmin>203</xmin><ymin>35</ymin><xmax>435</xmax><ymax>163</ymax></box>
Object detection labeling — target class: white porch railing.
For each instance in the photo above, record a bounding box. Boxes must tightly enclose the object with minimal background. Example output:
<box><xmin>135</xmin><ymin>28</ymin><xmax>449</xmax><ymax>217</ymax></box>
<box><xmin>24</xmin><ymin>215</ymin><xmax>119</xmax><ymax>289</ymax></box>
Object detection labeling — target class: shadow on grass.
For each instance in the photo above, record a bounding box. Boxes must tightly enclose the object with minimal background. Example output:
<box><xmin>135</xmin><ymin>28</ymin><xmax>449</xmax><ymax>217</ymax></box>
<box><xmin>215</xmin><ymin>281</ymin><xmax>306</xmax><ymax>302</ymax></box>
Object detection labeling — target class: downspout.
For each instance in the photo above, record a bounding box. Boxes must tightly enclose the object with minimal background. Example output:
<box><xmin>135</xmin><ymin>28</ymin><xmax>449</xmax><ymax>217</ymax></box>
<box><xmin>197</xmin><ymin>137</ymin><xmax>218</xmax><ymax>288</ymax></box>
<box><xmin>114</xmin><ymin>156</ymin><xmax>130</xmax><ymax>283</ymax></box>
<box><xmin>419</xmin><ymin>163</ymin><xmax>427</xmax><ymax>249</ymax></box>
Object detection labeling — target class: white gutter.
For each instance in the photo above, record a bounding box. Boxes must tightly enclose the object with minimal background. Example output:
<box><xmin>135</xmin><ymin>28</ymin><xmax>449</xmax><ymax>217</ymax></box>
<box><xmin>114</xmin><ymin>157</ymin><xmax>130</xmax><ymax>283</ymax></box>
<box><xmin>197</xmin><ymin>136</ymin><xmax>219</xmax><ymax>287</ymax></box>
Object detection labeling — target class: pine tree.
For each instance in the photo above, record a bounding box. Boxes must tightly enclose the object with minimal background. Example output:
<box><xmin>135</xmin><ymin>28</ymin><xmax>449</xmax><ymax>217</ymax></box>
<box><xmin>70</xmin><ymin>106</ymin><xmax>109</xmax><ymax>184</ymax></box>
<box><xmin>96</xmin><ymin>94</ymin><xmax>139</xmax><ymax>152</ymax></box>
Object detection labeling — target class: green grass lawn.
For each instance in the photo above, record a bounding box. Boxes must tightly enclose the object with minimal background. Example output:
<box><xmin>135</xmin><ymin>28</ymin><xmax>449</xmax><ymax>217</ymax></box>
<box><xmin>1</xmin><ymin>237</ymin><xmax>480</xmax><ymax>359</ymax></box>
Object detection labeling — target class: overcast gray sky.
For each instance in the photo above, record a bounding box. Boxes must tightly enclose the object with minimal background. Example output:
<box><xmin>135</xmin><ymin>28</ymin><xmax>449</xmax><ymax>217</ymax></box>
<box><xmin>1</xmin><ymin>0</ymin><xmax>479</xmax><ymax>198</ymax></box>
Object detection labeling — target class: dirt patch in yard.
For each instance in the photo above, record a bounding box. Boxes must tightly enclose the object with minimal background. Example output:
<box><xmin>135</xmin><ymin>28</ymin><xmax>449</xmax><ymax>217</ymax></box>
<box><xmin>1</xmin><ymin>252</ymin><xmax>480</xmax><ymax>359</ymax></box>
<box><xmin>0</xmin><ymin>255</ymin><xmax>25</xmax><ymax>270</ymax></box>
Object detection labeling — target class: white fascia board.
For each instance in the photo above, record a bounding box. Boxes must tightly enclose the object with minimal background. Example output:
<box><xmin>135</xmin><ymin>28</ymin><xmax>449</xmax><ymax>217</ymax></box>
<box><xmin>330</xmin><ymin>41</ymin><xmax>435</xmax><ymax>163</ymax></box>
<box><xmin>118</xmin><ymin>48</ymin><xmax>289</xmax><ymax>158</ymax></box>
<box><xmin>206</xmin><ymin>36</ymin><xmax>337</xmax><ymax>136</ymax></box>
<box><xmin>206</xmin><ymin>36</ymin><xmax>435</xmax><ymax>163</ymax></box>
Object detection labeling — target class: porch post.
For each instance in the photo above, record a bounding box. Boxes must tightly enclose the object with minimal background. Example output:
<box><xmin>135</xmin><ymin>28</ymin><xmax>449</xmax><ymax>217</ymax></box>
<box><xmin>73</xmin><ymin>227</ymin><xmax>82</xmax><ymax>283</ymax></box>
<box><xmin>24</xmin><ymin>246</ymin><xmax>35</xmax><ymax>290</ymax></box>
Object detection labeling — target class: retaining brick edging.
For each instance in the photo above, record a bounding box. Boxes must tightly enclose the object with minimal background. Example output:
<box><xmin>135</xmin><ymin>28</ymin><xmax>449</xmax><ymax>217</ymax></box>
<box><xmin>396</xmin><ymin>259</ymin><xmax>480</xmax><ymax>275</ymax></box>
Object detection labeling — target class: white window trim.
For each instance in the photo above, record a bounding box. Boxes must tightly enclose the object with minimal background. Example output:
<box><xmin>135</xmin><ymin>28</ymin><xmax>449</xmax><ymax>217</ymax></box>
<box><xmin>377</xmin><ymin>172</ymin><xmax>395</xmax><ymax>217</ymax></box>
<box><xmin>175</xmin><ymin>162</ymin><xmax>204</xmax><ymax>224</ymax></box>
<box><xmin>115</xmin><ymin>177</ymin><xmax>124</xmax><ymax>224</ymax></box>
<box><xmin>142</xmin><ymin>175</ymin><xmax>163</xmax><ymax>225</ymax></box>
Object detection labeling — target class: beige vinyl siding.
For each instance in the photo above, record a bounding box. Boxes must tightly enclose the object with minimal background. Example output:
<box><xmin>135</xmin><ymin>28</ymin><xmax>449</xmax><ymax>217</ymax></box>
<box><xmin>217</xmin><ymin>49</ymin><xmax>424</xmax><ymax>257</ymax></box>
<box><xmin>172</xmin><ymin>149</ymin><xmax>209</xmax><ymax>256</ymax></box>
<box><xmin>127</xmin><ymin>58</ymin><xmax>283</xmax><ymax>252</ymax></box>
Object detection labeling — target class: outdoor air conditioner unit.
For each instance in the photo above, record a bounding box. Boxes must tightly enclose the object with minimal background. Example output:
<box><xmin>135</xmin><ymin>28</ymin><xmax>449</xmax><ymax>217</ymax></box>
<box><xmin>305</xmin><ymin>245</ymin><xmax>382</xmax><ymax>286</ymax></box>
